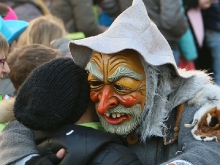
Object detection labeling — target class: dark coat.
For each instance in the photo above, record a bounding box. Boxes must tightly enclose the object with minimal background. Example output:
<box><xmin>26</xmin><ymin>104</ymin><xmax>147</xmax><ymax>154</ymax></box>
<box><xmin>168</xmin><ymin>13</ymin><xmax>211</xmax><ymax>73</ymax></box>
<box><xmin>102</xmin><ymin>0</ymin><xmax>188</xmax><ymax>49</ymax></box>
<box><xmin>182</xmin><ymin>0</ymin><xmax>199</xmax><ymax>11</ymax></box>
<box><xmin>50</xmin><ymin>0</ymin><xmax>103</xmax><ymax>36</ymax></box>
<box><xmin>203</xmin><ymin>1</ymin><xmax>220</xmax><ymax>32</ymax></box>
<box><xmin>34</xmin><ymin>124</ymin><xmax>142</xmax><ymax>165</ymax></box>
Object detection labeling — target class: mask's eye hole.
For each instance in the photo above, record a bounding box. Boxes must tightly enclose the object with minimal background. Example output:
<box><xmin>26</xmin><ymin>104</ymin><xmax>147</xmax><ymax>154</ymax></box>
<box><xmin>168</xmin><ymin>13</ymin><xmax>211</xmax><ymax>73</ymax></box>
<box><xmin>114</xmin><ymin>83</ymin><xmax>132</xmax><ymax>94</ymax></box>
<box><xmin>89</xmin><ymin>81</ymin><xmax>104</xmax><ymax>90</ymax></box>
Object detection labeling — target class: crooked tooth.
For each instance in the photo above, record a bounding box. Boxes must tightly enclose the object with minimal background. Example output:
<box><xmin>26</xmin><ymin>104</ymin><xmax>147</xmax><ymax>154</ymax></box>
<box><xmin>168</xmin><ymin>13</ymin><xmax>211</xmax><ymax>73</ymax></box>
<box><xmin>116</xmin><ymin>113</ymin><xmax>121</xmax><ymax>117</ymax></box>
<box><xmin>112</xmin><ymin>113</ymin><xmax>116</xmax><ymax>118</ymax></box>
<box><xmin>121</xmin><ymin>113</ymin><xmax>125</xmax><ymax>116</ymax></box>
<box><xmin>105</xmin><ymin>112</ymin><xmax>110</xmax><ymax>117</ymax></box>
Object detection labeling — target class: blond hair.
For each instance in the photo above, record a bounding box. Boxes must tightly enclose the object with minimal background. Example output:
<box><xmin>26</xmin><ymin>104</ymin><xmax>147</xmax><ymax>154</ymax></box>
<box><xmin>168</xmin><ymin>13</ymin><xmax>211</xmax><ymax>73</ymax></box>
<box><xmin>17</xmin><ymin>15</ymin><xmax>66</xmax><ymax>47</ymax></box>
<box><xmin>35</xmin><ymin>0</ymin><xmax>51</xmax><ymax>15</ymax></box>
<box><xmin>0</xmin><ymin>33</ymin><xmax>9</xmax><ymax>56</ymax></box>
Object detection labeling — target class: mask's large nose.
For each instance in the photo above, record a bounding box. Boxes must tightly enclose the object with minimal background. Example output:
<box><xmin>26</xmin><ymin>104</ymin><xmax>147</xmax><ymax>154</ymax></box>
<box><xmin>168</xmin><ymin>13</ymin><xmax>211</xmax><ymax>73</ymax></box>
<box><xmin>97</xmin><ymin>85</ymin><xmax>119</xmax><ymax>115</ymax></box>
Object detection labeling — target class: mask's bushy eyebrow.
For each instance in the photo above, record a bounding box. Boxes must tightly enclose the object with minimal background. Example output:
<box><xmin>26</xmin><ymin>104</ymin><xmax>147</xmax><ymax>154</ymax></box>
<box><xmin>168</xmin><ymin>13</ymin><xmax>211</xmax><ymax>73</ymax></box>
<box><xmin>86</xmin><ymin>61</ymin><xmax>104</xmax><ymax>81</ymax></box>
<box><xmin>108</xmin><ymin>66</ymin><xmax>143</xmax><ymax>82</ymax></box>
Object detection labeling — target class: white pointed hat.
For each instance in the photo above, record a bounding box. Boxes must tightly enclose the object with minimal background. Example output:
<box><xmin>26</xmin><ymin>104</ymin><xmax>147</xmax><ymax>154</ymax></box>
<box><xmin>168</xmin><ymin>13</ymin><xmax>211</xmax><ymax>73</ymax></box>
<box><xmin>69</xmin><ymin>0</ymin><xmax>192</xmax><ymax>78</ymax></box>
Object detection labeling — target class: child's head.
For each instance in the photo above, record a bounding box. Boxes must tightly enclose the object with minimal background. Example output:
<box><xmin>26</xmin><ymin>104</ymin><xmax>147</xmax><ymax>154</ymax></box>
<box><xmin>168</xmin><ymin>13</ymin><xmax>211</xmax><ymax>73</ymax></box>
<box><xmin>0</xmin><ymin>33</ymin><xmax>10</xmax><ymax>78</ymax></box>
<box><xmin>17</xmin><ymin>15</ymin><xmax>66</xmax><ymax>47</ymax></box>
<box><xmin>14</xmin><ymin>58</ymin><xmax>90</xmax><ymax>130</ymax></box>
<box><xmin>7</xmin><ymin>44</ymin><xmax>59</xmax><ymax>90</ymax></box>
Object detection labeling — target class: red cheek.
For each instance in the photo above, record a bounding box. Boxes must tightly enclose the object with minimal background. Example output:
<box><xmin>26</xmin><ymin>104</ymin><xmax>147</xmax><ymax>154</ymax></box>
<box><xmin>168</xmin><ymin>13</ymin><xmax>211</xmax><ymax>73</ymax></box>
<box><xmin>118</xmin><ymin>92</ymin><xmax>145</xmax><ymax>108</ymax></box>
<box><xmin>90</xmin><ymin>90</ymin><xmax>100</xmax><ymax>102</ymax></box>
<box><xmin>90</xmin><ymin>90</ymin><xmax>145</xmax><ymax>109</ymax></box>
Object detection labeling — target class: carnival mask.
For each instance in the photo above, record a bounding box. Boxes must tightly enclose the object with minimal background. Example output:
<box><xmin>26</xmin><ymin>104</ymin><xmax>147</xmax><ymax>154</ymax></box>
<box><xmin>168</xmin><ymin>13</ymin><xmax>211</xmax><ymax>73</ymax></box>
<box><xmin>86</xmin><ymin>49</ymin><xmax>146</xmax><ymax>135</ymax></box>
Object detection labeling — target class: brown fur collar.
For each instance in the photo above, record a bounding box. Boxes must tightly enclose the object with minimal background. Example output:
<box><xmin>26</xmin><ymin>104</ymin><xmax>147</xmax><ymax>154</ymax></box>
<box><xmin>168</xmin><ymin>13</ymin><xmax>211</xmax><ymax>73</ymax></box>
<box><xmin>0</xmin><ymin>97</ymin><xmax>15</xmax><ymax>123</ymax></box>
<box><xmin>185</xmin><ymin>104</ymin><xmax>220</xmax><ymax>141</ymax></box>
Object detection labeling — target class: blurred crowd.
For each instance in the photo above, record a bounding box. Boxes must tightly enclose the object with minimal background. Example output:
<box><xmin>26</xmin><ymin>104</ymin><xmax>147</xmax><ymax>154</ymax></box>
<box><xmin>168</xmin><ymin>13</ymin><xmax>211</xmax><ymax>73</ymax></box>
<box><xmin>0</xmin><ymin>0</ymin><xmax>219</xmax><ymax>100</ymax></box>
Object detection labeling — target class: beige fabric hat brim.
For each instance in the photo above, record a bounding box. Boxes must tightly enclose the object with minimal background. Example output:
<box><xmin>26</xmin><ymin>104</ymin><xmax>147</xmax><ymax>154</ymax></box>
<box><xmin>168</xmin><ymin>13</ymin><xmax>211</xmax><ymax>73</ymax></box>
<box><xmin>69</xmin><ymin>0</ymin><xmax>193</xmax><ymax>78</ymax></box>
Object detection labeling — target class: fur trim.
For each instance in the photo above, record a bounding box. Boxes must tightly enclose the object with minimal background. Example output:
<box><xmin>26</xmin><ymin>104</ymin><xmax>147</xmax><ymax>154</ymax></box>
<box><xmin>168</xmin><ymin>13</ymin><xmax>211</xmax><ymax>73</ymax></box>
<box><xmin>137</xmin><ymin>57</ymin><xmax>217</xmax><ymax>141</ymax></box>
<box><xmin>0</xmin><ymin>98</ymin><xmax>15</xmax><ymax>123</ymax></box>
<box><xmin>185</xmin><ymin>104</ymin><xmax>220</xmax><ymax>142</ymax></box>
<box><xmin>188</xmin><ymin>83</ymin><xmax>220</xmax><ymax>106</ymax></box>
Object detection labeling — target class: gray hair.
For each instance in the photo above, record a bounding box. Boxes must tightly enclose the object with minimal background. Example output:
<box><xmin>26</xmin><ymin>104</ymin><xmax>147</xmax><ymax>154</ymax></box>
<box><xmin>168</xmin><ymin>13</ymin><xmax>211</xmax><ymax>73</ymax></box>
<box><xmin>137</xmin><ymin>55</ymin><xmax>187</xmax><ymax>141</ymax></box>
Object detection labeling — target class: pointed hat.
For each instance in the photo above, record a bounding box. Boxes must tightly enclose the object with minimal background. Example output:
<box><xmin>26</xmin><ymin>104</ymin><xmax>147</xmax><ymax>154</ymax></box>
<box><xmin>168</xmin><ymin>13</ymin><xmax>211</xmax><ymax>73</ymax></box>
<box><xmin>69</xmin><ymin>0</ymin><xmax>192</xmax><ymax>78</ymax></box>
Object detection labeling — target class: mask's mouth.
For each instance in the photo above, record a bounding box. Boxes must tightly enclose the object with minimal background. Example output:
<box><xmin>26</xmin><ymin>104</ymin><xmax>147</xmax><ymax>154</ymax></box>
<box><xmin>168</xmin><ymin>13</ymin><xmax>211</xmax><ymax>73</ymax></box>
<box><xmin>103</xmin><ymin>112</ymin><xmax>131</xmax><ymax>125</ymax></box>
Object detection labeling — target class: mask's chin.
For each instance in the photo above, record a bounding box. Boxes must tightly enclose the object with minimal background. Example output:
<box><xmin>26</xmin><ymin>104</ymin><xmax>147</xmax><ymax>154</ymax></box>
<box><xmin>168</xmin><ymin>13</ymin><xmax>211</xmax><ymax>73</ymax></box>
<box><xmin>96</xmin><ymin>103</ymin><xmax>142</xmax><ymax>135</ymax></box>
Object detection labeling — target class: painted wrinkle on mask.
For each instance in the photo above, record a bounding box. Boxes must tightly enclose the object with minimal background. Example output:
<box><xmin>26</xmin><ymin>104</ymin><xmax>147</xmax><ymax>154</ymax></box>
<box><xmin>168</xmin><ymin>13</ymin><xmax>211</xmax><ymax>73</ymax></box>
<box><xmin>88</xmin><ymin>50</ymin><xmax>146</xmax><ymax>125</ymax></box>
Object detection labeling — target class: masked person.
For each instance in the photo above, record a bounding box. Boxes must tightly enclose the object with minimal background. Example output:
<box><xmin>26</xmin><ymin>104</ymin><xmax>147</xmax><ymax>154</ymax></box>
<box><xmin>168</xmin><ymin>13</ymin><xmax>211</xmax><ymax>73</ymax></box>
<box><xmin>1</xmin><ymin>0</ymin><xmax>220</xmax><ymax>165</ymax></box>
<box><xmin>67</xmin><ymin>0</ymin><xmax>220</xmax><ymax>164</ymax></box>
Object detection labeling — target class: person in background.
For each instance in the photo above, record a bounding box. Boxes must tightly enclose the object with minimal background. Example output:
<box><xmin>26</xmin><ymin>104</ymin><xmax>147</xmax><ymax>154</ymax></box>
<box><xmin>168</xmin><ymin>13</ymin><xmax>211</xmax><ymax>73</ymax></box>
<box><xmin>183</xmin><ymin>0</ymin><xmax>211</xmax><ymax>10</ymax></box>
<box><xmin>1</xmin><ymin>0</ymin><xmax>50</xmax><ymax>22</ymax></box>
<box><xmin>96</xmin><ymin>0</ymin><xmax>125</xmax><ymax>28</ymax></box>
<box><xmin>0</xmin><ymin>34</ymin><xmax>10</xmax><ymax>82</ymax></box>
<box><xmin>0</xmin><ymin>33</ymin><xmax>10</xmax><ymax>131</ymax></box>
<box><xmin>100</xmin><ymin>0</ymin><xmax>188</xmax><ymax>65</ymax></box>
<box><xmin>17</xmin><ymin>15</ymin><xmax>66</xmax><ymax>48</ymax></box>
<box><xmin>181</xmin><ymin>0</ymin><xmax>211</xmax><ymax>71</ymax></box>
<box><xmin>0</xmin><ymin>15</ymin><xmax>64</xmax><ymax>99</ymax></box>
<box><xmin>7</xmin><ymin>44</ymin><xmax>59</xmax><ymax>93</ymax></box>
<box><xmin>0</xmin><ymin>2</ymin><xmax>18</xmax><ymax>20</ymax></box>
<box><xmin>98</xmin><ymin>0</ymin><xmax>132</xmax><ymax>19</ymax></box>
<box><xmin>48</xmin><ymin>0</ymin><xmax>106</xmax><ymax>37</ymax></box>
<box><xmin>0</xmin><ymin>3</ymin><xmax>10</xmax><ymax>18</ymax></box>
<box><xmin>50</xmin><ymin>38</ymin><xmax>73</xmax><ymax>59</ymax></box>
<box><xmin>177</xmin><ymin>0</ymin><xmax>199</xmax><ymax>70</ymax></box>
<box><xmin>0</xmin><ymin>16</ymin><xmax>28</xmax><ymax>98</ymax></box>
<box><xmin>0</xmin><ymin>16</ymin><xmax>28</xmax><ymax>49</ymax></box>
<box><xmin>0</xmin><ymin>44</ymin><xmax>59</xmax><ymax>132</ymax></box>
<box><xmin>202</xmin><ymin>0</ymin><xmax>220</xmax><ymax>86</ymax></box>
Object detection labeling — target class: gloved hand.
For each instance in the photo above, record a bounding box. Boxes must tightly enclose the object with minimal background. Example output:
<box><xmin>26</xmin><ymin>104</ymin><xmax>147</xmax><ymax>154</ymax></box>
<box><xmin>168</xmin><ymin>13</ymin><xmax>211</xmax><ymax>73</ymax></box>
<box><xmin>25</xmin><ymin>154</ymin><xmax>61</xmax><ymax>165</ymax></box>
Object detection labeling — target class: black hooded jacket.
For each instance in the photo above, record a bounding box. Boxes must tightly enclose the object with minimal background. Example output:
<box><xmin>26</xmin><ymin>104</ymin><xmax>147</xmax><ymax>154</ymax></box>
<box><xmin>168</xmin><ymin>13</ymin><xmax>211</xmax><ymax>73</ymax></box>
<box><xmin>34</xmin><ymin>124</ymin><xmax>142</xmax><ymax>165</ymax></box>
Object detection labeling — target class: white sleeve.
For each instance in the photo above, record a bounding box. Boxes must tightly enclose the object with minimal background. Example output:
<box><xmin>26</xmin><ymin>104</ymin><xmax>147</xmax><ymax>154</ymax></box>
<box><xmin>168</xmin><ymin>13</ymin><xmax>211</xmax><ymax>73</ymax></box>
<box><xmin>14</xmin><ymin>154</ymin><xmax>39</xmax><ymax>165</ymax></box>
<box><xmin>166</xmin><ymin>160</ymin><xmax>193</xmax><ymax>165</ymax></box>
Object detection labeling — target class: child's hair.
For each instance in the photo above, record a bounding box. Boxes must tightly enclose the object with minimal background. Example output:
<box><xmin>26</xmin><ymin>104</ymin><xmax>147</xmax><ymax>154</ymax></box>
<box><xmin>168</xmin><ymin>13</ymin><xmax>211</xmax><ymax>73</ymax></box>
<box><xmin>0</xmin><ymin>33</ymin><xmax>9</xmax><ymax>56</ymax></box>
<box><xmin>17</xmin><ymin>15</ymin><xmax>66</xmax><ymax>47</ymax></box>
<box><xmin>7</xmin><ymin>44</ymin><xmax>59</xmax><ymax>90</ymax></box>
